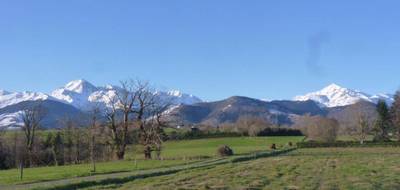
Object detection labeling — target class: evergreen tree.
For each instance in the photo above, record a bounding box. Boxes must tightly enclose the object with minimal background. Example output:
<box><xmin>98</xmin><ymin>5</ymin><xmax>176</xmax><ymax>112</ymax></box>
<box><xmin>373</xmin><ymin>100</ymin><xmax>391</xmax><ymax>142</ymax></box>
<box><xmin>390</xmin><ymin>91</ymin><xmax>400</xmax><ymax>141</ymax></box>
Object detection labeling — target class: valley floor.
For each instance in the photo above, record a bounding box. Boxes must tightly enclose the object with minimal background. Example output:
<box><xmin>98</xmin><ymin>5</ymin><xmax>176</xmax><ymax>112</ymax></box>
<box><xmin>83</xmin><ymin>147</ymin><xmax>400</xmax><ymax>190</ymax></box>
<box><xmin>2</xmin><ymin>137</ymin><xmax>400</xmax><ymax>190</ymax></box>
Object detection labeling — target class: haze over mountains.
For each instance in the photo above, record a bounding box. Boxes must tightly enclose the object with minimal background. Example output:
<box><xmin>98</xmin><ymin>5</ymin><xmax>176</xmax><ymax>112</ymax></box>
<box><xmin>0</xmin><ymin>80</ymin><xmax>394</xmax><ymax>129</ymax></box>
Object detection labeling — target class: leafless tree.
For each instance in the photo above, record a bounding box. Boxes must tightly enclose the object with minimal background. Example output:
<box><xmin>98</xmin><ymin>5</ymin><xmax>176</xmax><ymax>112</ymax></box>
<box><xmin>142</xmin><ymin>96</ymin><xmax>170</xmax><ymax>160</ymax></box>
<box><xmin>103</xmin><ymin>80</ymin><xmax>139</xmax><ymax>160</ymax></box>
<box><xmin>89</xmin><ymin>105</ymin><xmax>101</xmax><ymax>172</ymax></box>
<box><xmin>104</xmin><ymin>94</ymin><xmax>121</xmax><ymax>159</ymax></box>
<box><xmin>104</xmin><ymin>79</ymin><xmax>171</xmax><ymax>160</ymax></box>
<box><xmin>356</xmin><ymin>114</ymin><xmax>370</xmax><ymax>144</ymax></box>
<box><xmin>294</xmin><ymin>115</ymin><xmax>339</xmax><ymax>143</ymax></box>
<box><xmin>236</xmin><ymin>116</ymin><xmax>271</xmax><ymax>137</ymax></box>
<box><xmin>114</xmin><ymin>80</ymin><xmax>137</xmax><ymax>159</ymax></box>
<box><xmin>341</xmin><ymin>103</ymin><xmax>372</xmax><ymax>144</ymax></box>
<box><xmin>20</xmin><ymin>103</ymin><xmax>46</xmax><ymax>179</ymax></box>
<box><xmin>127</xmin><ymin>80</ymin><xmax>172</xmax><ymax>159</ymax></box>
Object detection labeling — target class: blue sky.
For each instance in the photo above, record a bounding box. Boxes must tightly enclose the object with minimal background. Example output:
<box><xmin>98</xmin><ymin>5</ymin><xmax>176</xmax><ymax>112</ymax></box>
<box><xmin>1</xmin><ymin>0</ymin><xmax>400</xmax><ymax>101</ymax></box>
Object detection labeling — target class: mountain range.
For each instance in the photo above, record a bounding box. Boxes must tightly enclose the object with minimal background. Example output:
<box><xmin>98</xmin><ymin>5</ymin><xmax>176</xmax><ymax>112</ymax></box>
<box><xmin>0</xmin><ymin>81</ymin><xmax>394</xmax><ymax>129</ymax></box>
<box><xmin>0</xmin><ymin>79</ymin><xmax>202</xmax><ymax>129</ymax></box>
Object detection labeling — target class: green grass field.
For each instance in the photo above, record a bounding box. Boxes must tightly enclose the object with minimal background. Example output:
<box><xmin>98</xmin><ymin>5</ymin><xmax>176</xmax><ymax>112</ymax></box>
<box><xmin>131</xmin><ymin>136</ymin><xmax>304</xmax><ymax>159</ymax></box>
<box><xmin>96</xmin><ymin>147</ymin><xmax>400</xmax><ymax>190</ymax></box>
<box><xmin>0</xmin><ymin>159</ymin><xmax>187</xmax><ymax>185</ymax></box>
<box><xmin>0</xmin><ymin>136</ymin><xmax>302</xmax><ymax>185</ymax></box>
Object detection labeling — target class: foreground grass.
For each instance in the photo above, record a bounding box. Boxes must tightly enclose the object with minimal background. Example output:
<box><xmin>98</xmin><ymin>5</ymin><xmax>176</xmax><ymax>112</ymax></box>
<box><xmin>0</xmin><ymin>160</ymin><xmax>187</xmax><ymax>185</ymax></box>
<box><xmin>0</xmin><ymin>136</ymin><xmax>301</xmax><ymax>185</ymax></box>
<box><xmin>93</xmin><ymin>147</ymin><xmax>400</xmax><ymax>190</ymax></box>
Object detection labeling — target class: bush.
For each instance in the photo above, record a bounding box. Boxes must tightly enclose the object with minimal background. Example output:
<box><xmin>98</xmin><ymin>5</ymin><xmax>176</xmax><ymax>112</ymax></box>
<box><xmin>217</xmin><ymin>145</ymin><xmax>234</xmax><ymax>157</ymax></box>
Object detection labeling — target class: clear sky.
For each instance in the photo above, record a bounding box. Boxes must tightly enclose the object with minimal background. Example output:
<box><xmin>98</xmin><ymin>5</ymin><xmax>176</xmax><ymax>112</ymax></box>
<box><xmin>1</xmin><ymin>0</ymin><xmax>400</xmax><ymax>101</ymax></box>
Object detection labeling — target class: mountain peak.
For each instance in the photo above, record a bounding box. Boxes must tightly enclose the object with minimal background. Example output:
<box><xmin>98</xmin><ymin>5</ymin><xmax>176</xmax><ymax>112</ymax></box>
<box><xmin>323</xmin><ymin>83</ymin><xmax>343</xmax><ymax>90</ymax></box>
<box><xmin>294</xmin><ymin>83</ymin><xmax>393</xmax><ymax>107</ymax></box>
<box><xmin>63</xmin><ymin>79</ymin><xmax>98</xmax><ymax>94</ymax></box>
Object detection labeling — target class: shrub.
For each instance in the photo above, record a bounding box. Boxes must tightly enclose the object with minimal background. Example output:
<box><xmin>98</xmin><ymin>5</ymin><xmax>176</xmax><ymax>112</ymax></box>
<box><xmin>294</xmin><ymin>115</ymin><xmax>339</xmax><ymax>142</ymax></box>
<box><xmin>217</xmin><ymin>145</ymin><xmax>234</xmax><ymax>157</ymax></box>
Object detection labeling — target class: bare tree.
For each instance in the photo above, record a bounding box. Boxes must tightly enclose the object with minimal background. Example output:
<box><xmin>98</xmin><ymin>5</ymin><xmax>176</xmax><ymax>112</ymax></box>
<box><xmin>21</xmin><ymin>103</ymin><xmax>46</xmax><ymax>167</ymax></box>
<box><xmin>356</xmin><ymin>114</ymin><xmax>370</xmax><ymax>144</ymax></box>
<box><xmin>20</xmin><ymin>103</ymin><xmax>46</xmax><ymax>179</ymax></box>
<box><xmin>89</xmin><ymin>105</ymin><xmax>101</xmax><ymax>172</ymax></box>
<box><xmin>104</xmin><ymin>82</ymin><xmax>135</xmax><ymax>160</ymax></box>
<box><xmin>235</xmin><ymin>116</ymin><xmax>271</xmax><ymax>137</ymax></box>
<box><xmin>104</xmin><ymin>79</ymin><xmax>170</xmax><ymax>160</ymax></box>
<box><xmin>294</xmin><ymin>115</ymin><xmax>339</xmax><ymax>143</ymax></box>
<box><xmin>104</xmin><ymin>94</ymin><xmax>122</xmax><ymax>159</ymax></box>
<box><xmin>342</xmin><ymin>102</ymin><xmax>373</xmax><ymax>144</ymax></box>
<box><xmin>114</xmin><ymin>80</ymin><xmax>137</xmax><ymax>159</ymax></box>
<box><xmin>142</xmin><ymin>97</ymin><xmax>170</xmax><ymax>160</ymax></box>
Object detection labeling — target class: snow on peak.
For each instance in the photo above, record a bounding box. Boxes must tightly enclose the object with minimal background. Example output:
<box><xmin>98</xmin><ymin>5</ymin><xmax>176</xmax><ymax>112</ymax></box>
<box><xmin>320</xmin><ymin>83</ymin><xmax>343</xmax><ymax>93</ymax></box>
<box><xmin>155</xmin><ymin>90</ymin><xmax>202</xmax><ymax>105</ymax></box>
<box><xmin>0</xmin><ymin>91</ymin><xmax>51</xmax><ymax>109</ymax></box>
<box><xmin>51</xmin><ymin>79</ymin><xmax>99</xmax><ymax>109</ymax></box>
<box><xmin>294</xmin><ymin>83</ymin><xmax>393</xmax><ymax>107</ymax></box>
<box><xmin>64</xmin><ymin>79</ymin><xmax>98</xmax><ymax>94</ymax></box>
<box><xmin>51</xmin><ymin>80</ymin><xmax>203</xmax><ymax>110</ymax></box>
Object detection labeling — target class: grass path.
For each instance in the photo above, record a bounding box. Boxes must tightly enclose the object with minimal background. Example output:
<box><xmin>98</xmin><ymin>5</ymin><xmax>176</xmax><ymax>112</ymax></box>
<box><xmin>0</xmin><ymin>149</ymin><xmax>296</xmax><ymax>190</ymax></box>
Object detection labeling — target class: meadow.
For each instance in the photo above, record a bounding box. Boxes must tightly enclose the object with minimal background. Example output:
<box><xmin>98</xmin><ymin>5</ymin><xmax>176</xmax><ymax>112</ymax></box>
<box><xmin>97</xmin><ymin>147</ymin><xmax>400</xmax><ymax>190</ymax></box>
<box><xmin>0</xmin><ymin>136</ymin><xmax>302</xmax><ymax>185</ymax></box>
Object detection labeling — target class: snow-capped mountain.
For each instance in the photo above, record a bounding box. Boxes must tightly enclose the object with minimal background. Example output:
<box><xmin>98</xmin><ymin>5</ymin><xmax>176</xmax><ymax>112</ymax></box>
<box><xmin>154</xmin><ymin>90</ymin><xmax>202</xmax><ymax>106</ymax></box>
<box><xmin>51</xmin><ymin>79</ymin><xmax>99</xmax><ymax>109</ymax></box>
<box><xmin>0</xmin><ymin>111</ymin><xmax>24</xmax><ymax>127</ymax></box>
<box><xmin>294</xmin><ymin>83</ymin><xmax>394</xmax><ymax>107</ymax></box>
<box><xmin>51</xmin><ymin>79</ymin><xmax>203</xmax><ymax>110</ymax></box>
<box><xmin>0</xmin><ymin>91</ymin><xmax>52</xmax><ymax>109</ymax></box>
<box><xmin>0</xmin><ymin>79</ymin><xmax>203</xmax><ymax>129</ymax></box>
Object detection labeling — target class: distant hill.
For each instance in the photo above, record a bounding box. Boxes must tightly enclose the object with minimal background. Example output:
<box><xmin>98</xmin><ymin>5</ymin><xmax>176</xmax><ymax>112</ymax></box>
<box><xmin>167</xmin><ymin>96</ymin><xmax>326</xmax><ymax>126</ymax></box>
<box><xmin>0</xmin><ymin>100</ymin><xmax>86</xmax><ymax>129</ymax></box>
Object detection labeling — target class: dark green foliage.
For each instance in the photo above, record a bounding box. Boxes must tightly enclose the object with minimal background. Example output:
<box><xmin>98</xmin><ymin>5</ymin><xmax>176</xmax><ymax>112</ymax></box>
<box><xmin>217</xmin><ymin>145</ymin><xmax>234</xmax><ymax>157</ymax></box>
<box><xmin>167</xmin><ymin>130</ymin><xmax>241</xmax><ymax>140</ymax></box>
<box><xmin>258</xmin><ymin>127</ymin><xmax>303</xmax><ymax>136</ymax></box>
<box><xmin>297</xmin><ymin>141</ymin><xmax>400</xmax><ymax>148</ymax></box>
<box><xmin>166</xmin><ymin>127</ymin><xmax>302</xmax><ymax>141</ymax></box>
<box><xmin>373</xmin><ymin>100</ymin><xmax>391</xmax><ymax>142</ymax></box>
<box><xmin>0</xmin><ymin>140</ymin><xmax>12</xmax><ymax>169</ymax></box>
<box><xmin>390</xmin><ymin>91</ymin><xmax>400</xmax><ymax>141</ymax></box>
